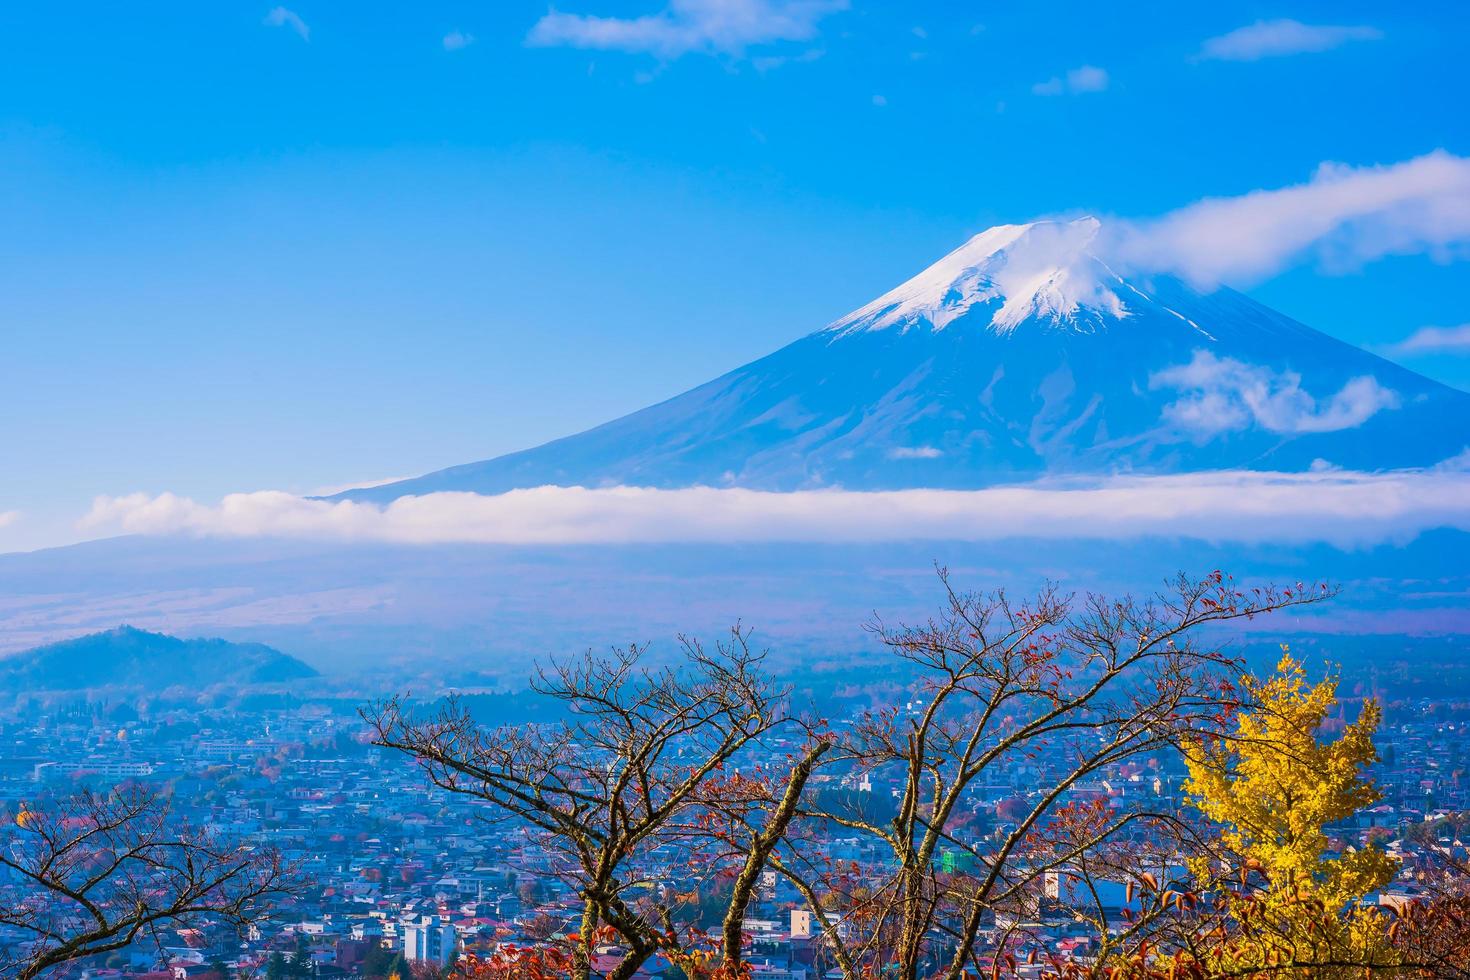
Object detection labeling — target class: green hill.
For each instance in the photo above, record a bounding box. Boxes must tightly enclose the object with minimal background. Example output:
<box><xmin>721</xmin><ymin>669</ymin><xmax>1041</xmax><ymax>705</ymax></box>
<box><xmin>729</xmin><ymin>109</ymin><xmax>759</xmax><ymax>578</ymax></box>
<box><xmin>0</xmin><ymin>626</ymin><xmax>317</xmax><ymax>690</ymax></box>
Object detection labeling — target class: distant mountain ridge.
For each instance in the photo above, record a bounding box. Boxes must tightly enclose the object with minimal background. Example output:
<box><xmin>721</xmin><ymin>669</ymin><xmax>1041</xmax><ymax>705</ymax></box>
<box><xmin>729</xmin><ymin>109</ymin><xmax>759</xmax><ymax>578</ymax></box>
<box><xmin>336</xmin><ymin>217</ymin><xmax>1470</xmax><ymax>502</ymax></box>
<box><xmin>0</xmin><ymin>626</ymin><xmax>317</xmax><ymax>690</ymax></box>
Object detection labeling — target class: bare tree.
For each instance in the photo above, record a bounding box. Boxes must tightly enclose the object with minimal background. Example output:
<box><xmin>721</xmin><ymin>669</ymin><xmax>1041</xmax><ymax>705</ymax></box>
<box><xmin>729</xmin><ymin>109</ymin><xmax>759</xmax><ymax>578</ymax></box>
<box><xmin>368</xmin><ymin>629</ymin><xmax>826</xmax><ymax>980</ymax></box>
<box><xmin>371</xmin><ymin>571</ymin><xmax>1328</xmax><ymax>980</ymax></box>
<box><xmin>767</xmin><ymin>571</ymin><xmax>1329</xmax><ymax>980</ymax></box>
<box><xmin>1362</xmin><ymin>832</ymin><xmax>1470</xmax><ymax>979</ymax></box>
<box><xmin>0</xmin><ymin>785</ymin><xmax>289</xmax><ymax>980</ymax></box>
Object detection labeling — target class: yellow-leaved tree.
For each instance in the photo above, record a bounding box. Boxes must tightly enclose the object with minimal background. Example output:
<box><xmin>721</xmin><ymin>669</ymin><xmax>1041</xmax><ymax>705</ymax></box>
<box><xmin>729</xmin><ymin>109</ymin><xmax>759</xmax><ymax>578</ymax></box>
<box><xmin>1181</xmin><ymin>649</ymin><xmax>1400</xmax><ymax>977</ymax></box>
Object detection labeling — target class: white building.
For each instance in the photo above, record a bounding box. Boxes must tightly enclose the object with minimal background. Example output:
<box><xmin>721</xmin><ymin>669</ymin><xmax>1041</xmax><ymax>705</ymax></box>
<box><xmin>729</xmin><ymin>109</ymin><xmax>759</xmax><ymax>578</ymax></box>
<box><xmin>33</xmin><ymin>760</ymin><xmax>155</xmax><ymax>781</ymax></box>
<box><xmin>402</xmin><ymin>915</ymin><xmax>458</xmax><ymax>967</ymax></box>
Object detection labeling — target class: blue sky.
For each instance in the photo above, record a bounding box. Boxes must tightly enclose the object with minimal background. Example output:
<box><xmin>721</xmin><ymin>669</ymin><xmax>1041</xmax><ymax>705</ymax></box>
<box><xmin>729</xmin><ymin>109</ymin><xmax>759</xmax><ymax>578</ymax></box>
<box><xmin>2</xmin><ymin>1</ymin><xmax>1468</xmax><ymax>552</ymax></box>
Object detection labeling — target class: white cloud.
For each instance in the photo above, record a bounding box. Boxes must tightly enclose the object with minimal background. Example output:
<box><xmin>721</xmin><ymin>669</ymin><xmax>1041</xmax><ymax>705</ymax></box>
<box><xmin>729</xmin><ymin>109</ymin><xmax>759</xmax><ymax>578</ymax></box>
<box><xmin>887</xmin><ymin>446</ymin><xmax>941</xmax><ymax>460</ymax></box>
<box><xmin>751</xmin><ymin>47</ymin><xmax>823</xmax><ymax>71</ymax></box>
<box><xmin>78</xmin><ymin>463</ymin><xmax>1470</xmax><ymax>550</ymax></box>
<box><xmin>443</xmin><ymin>30</ymin><xmax>476</xmax><ymax>51</ymax></box>
<box><xmin>527</xmin><ymin>0</ymin><xmax>847</xmax><ymax>59</ymax></box>
<box><xmin>1066</xmin><ymin>65</ymin><xmax>1109</xmax><ymax>92</ymax></box>
<box><xmin>1198</xmin><ymin>19</ymin><xmax>1382</xmax><ymax>62</ymax></box>
<box><xmin>1033</xmin><ymin>65</ymin><xmax>1109</xmax><ymax>96</ymax></box>
<box><xmin>1106</xmin><ymin>151</ymin><xmax>1470</xmax><ymax>287</ymax></box>
<box><xmin>264</xmin><ymin>6</ymin><xmax>310</xmax><ymax>40</ymax></box>
<box><xmin>0</xmin><ymin>511</ymin><xmax>19</xmax><ymax>530</ymax></box>
<box><xmin>1151</xmin><ymin>351</ymin><xmax>1400</xmax><ymax>436</ymax></box>
<box><xmin>1387</xmin><ymin>323</ymin><xmax>1470</xmax><ymax>356</ymax></box>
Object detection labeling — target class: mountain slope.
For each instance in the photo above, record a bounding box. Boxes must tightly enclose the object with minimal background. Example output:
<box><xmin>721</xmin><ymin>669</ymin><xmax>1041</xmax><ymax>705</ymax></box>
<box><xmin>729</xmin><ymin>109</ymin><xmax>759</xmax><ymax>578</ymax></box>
<box><xmin>341</xmin><ymin>218</ymin><xmax>1470</xmax><ymax>501</ymax></box>
<box><xmin>0</xmin><ymin>626</ymin><xmax>318</xmax><ymax>690</ymax></box>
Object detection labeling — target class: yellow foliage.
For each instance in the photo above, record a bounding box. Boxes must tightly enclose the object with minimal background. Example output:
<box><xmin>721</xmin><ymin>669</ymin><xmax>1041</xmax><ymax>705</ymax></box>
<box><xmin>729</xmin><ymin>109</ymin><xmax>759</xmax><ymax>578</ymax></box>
<box><xmin>1181</xmin><ymin>649</ymin><xmax>1400</xmax><ymax>977</ymax></box>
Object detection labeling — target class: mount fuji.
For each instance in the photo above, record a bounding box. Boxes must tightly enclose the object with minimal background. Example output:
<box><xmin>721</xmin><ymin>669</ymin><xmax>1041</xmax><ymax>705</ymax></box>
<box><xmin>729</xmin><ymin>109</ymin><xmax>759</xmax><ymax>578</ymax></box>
<box><xmin>8</xmin><ymin>217</ymin><xmax>1470</xmax><ymax>665</ymax></box>
<box><xmin>343</xmin><ymin>216</ymin><xmax>1470</xmax><ymax>501</ymax></box>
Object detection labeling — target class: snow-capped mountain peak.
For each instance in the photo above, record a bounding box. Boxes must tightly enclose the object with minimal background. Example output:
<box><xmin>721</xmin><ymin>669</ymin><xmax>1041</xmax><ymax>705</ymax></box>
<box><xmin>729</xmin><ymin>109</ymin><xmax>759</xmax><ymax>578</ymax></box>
<box><xmin>827</xmin><ymin>216</ymin><xmax>1129</xmax><ymax>336</ymax></box>
<box><xmin>334</xmin><ymin>215</ymin><xmax>1470</xmax><ymax>505</ymax></box>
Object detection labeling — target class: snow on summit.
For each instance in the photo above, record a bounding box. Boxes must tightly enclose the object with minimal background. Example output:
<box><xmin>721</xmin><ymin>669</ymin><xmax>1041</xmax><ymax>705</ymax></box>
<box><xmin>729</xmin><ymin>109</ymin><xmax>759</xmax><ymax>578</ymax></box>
<box><xmin>335</xmin><ymin>216</ymin><xmax>1470</xmax><ymax>503</ymax></box>
<box><xmin>828</xmin><ymin>217</ymin><xmax>1130</xmax><ymax>336</ymax></box>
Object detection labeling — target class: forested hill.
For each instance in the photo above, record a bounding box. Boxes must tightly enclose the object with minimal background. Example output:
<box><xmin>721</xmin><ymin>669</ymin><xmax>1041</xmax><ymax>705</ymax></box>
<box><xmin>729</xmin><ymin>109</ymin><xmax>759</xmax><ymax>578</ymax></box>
<box><xmin>0</xmin><ymin>626</ymin><xmax>317</xmax><ymax>690</ymax></box>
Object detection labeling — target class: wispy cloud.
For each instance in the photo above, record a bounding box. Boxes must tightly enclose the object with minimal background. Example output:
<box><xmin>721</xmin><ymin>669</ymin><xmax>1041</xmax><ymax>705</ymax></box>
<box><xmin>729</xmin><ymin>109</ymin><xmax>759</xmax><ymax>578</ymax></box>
<box><xmin>1032</xmin><ymin>65</ymin><xmax>1109</xmax><ymax>96</ymax></box>
<box><xmin>79</xmin><ymin>462</ymin><xmax>1470</xmax><ymax>549</ymax></box>
<box><xmin>264</xmin><ymin>6</ymin><xmax>310</xmax><ymax>41</ymax></box>
<box><xmin>888</xmin><ymin>446</ymin><xmax>941</xmax><ymax>460</ymax></box>
<box><xmin>527</xmin><ymin>0</ymin><xmax>847</xmax><ymax>59</ymax></box>
<box><xmin>1151</xmin><ymin>351</ymin><xmax>1400</xmax><ymax>436</ymax></box>
<box><xmin>1198</xmin><ymin>19</ymin><xmax>1382</xmax><ymax>62</ymax></box>
<box><xmin>751</xmin><ymin>47</ymin><xmax>823</xmax><ymax>72</ymax></box>
<box><xmin>1106</xmin><ymin>151</ymin><xmax>1470</xmax><ymax>287</ymax></box>
<box><xmin>1386</xmin><ymin>324</ymin><xmax>1470</xmax><ymax>357</ymax></box>
<box><xmin>0</xmin><ymin>511</ymin><xmax>19</xmax><ymax>530</ymax></box>
<box><xmin>443</xmin><ymin>30</ymin><xmax>476</xmax><ymax>51</ymax></box>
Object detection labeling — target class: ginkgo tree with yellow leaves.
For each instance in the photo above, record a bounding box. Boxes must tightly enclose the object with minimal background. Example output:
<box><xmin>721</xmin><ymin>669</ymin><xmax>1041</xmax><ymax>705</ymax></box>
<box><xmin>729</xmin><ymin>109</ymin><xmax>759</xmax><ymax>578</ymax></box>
<box><xmin>1178</xmin><ymin>648</ymin><xmax>1401</xmax><ymax>977</ymax></box>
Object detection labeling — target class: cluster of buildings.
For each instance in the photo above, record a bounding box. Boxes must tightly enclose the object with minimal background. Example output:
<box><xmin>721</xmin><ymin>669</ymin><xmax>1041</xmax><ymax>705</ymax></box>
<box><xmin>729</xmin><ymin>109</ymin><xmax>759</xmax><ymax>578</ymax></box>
<box><xmin>0</xmin><ymin>690</ymin><xmax>1467</xmax><ymax>978</ymax></box>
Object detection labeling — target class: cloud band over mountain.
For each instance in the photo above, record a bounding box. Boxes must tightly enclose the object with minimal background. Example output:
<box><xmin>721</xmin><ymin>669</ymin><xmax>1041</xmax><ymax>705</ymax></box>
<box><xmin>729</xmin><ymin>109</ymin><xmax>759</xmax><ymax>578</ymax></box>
<box><xmin>81</xmin><ymin>463</ymin><xmax>1470</xmax><ymax>549</ymax></box>
<box><xmin>1106</xmin><ymin>150</ymin><xmax>1470</xmax><ymax>286</ymax></box>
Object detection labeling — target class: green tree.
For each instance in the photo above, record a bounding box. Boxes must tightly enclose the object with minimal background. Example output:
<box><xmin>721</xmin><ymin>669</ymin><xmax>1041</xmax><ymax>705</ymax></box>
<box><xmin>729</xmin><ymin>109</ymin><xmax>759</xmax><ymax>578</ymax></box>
<box><xmin>360</xmin><ymin>943</ymin><xmax>397</xmax><ymax>978</ymax></box>
<box><xmin>384</xmin><ymin>952</ymin><xmax>411</xmax><ymax>980</ymax></box>
<box><xmin>289</xmin><ymin>931</ymin><xmax>314</xmax><ymax>977</ymax></box>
